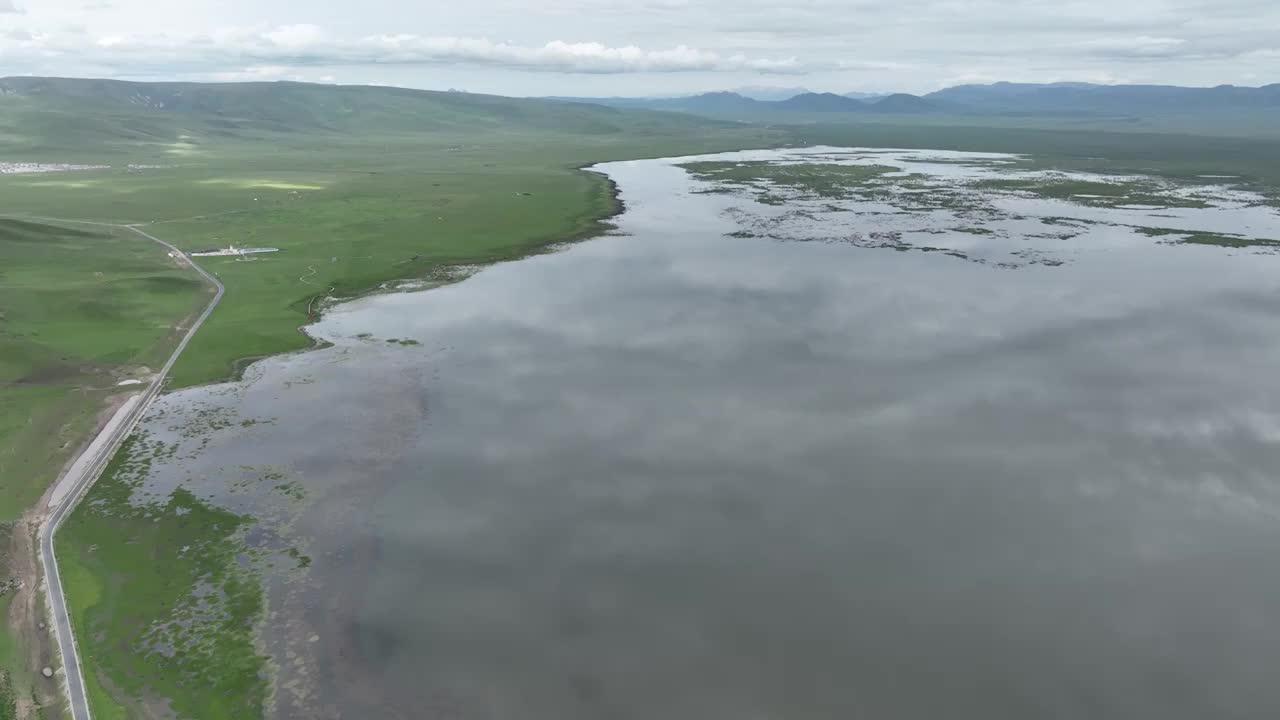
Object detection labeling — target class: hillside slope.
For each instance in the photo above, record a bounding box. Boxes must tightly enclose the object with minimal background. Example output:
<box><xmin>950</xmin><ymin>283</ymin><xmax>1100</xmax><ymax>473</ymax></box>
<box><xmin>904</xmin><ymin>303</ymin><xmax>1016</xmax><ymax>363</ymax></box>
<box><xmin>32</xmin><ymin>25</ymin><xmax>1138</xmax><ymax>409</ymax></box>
<box><xmin>868</xmin><ymin>93</ymin><xmax>938</xmax><ymax>113</ymax></box>
<box><xmin>777</xmin><ymin>92</ymin><xmax>869</xmax><ymax>112</ymax></box>
<box><xmin>0</xmin><ymin>76</ymin><xmax>735</xmax><ymax>158</ymax></box>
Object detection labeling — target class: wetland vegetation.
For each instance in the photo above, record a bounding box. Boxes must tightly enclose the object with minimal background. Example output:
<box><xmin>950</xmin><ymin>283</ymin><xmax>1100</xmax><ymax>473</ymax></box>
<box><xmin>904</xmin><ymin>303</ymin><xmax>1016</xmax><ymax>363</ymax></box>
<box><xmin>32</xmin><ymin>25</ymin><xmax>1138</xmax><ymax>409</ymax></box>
<box><xmin>681</xmin><ymin>160</ymin><xmax>900</xmax><ymax>199</ymax></box>
<box><xmin>678</xmin><ymin>149</ymin><xmax>1278</xmax><ymax>268</ymax></box>
<box><xmin>971</xmin><ymin>177</ymin><xmax>1213</xmax><ymax>208</ymax></box>
<box><xmin>56</xmin><ymin>434</ymin><xmax>266</xmax><ymax>720</ymax></box>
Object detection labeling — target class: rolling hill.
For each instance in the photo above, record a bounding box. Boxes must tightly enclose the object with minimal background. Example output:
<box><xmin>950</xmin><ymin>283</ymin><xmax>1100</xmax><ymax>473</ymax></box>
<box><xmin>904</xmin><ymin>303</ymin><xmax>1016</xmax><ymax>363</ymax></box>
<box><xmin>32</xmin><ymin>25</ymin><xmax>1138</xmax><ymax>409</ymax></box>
<box><xmin>867</xmin><ymin>93</ymin><xmax>939</xmax><ymax>113</ymax></box>
<box><xmin>776</xmin><ymin>92</ymin><xmax>870</xmax><ymax>112</ymax></box>
<box><xmin>0</xmin><ymin>76</ymin><xmax>736</xmax><ymax>157</ymax></box>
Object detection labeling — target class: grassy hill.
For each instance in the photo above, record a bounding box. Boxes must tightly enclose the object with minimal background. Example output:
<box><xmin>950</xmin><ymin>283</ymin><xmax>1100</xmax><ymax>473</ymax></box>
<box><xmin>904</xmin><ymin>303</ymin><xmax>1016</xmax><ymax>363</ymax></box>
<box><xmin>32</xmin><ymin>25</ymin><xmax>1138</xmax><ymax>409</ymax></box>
<box><xmin>0</xmin><ymin>76</ymin><xmax>739</xmax><ymax>159</ymax></box>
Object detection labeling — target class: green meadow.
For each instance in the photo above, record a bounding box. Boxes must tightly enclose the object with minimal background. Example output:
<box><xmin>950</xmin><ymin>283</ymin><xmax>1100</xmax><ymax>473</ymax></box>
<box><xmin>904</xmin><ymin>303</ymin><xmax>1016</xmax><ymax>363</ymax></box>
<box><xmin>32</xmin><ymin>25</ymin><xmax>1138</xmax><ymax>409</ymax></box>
<box><xmin>0</xmin><ymin>218</ymin><xmax>208</xmax><ymax>522</ymax></box>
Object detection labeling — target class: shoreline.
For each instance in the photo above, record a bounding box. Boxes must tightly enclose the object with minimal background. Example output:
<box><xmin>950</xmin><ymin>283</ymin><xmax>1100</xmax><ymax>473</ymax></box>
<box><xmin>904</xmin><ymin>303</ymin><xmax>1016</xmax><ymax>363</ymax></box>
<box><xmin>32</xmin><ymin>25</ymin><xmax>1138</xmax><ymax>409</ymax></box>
<box><xmin>168</xmin><ymin>135</ymin><xmax>795</xmax><ymax>392</ymax></box>
<box><xmin>197</xmin><ymin>160</ymin><xmax>635</xmax><ymax>392</ymax></box>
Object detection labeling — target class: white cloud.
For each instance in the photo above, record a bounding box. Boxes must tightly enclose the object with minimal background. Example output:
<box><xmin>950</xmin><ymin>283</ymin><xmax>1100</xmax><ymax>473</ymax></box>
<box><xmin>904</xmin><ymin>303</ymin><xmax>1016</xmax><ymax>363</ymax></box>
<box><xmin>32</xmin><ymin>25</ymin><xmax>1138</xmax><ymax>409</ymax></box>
<box><xmin>0</xmin><ymin>0</ymin><xmax>20</xmax><ymax>13</ymax></box>
<box><xmin>1</xmin><ymin>24</ymin><xmax>804</xmax><ymax>75</ymax></box>
<box><xmin>1073</xmin><ymin>35</ymin><xmax>1190</xmax><ymax>59</ymax></box>
<box><xmin>208</xmin><ymin>64</ymin><xmax>295</xmax><ymax>81</ymax></box>
<box><xmin>263</xmin><ymin>23</ymin><xmax>326</xmax><ymax>50</ymax></box>
<box><xmin>0</xmin><ymin>0</ymin><xmax>1276</xmax><ymax>94</ymax></box>
<box><xmin>836</xmin><ymin>59</ymin><xmax>912</xmax><ymax>72</ymax></box>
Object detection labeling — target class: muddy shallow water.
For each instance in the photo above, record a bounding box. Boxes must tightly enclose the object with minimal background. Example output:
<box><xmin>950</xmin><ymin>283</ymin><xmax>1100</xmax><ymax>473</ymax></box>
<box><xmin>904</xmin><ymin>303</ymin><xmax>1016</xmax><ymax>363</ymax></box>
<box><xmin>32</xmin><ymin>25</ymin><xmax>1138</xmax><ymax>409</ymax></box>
<box><xmin>131</xmin><ymin>148</ymin><xmax>1280</xmax><ymax>719</ymax></box>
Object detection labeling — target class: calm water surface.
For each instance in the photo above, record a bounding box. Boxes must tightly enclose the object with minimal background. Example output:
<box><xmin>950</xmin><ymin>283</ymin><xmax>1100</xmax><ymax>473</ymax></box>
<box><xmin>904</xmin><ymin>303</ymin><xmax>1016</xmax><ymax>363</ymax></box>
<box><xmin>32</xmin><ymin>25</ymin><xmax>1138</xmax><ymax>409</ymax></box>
<box><xmin>137</xmin><ymin>148</ymin><xmax>1280</xmax><ymax>719</ymax></box>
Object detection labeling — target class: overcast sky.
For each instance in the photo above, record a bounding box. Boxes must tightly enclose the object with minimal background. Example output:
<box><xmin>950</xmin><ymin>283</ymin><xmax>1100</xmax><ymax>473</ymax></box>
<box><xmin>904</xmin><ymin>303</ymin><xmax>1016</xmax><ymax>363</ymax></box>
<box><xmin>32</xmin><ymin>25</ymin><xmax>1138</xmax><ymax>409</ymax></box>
<box><xmin>1</xmin><ymin>0</ymin><xmax>1276</xmax><ymax>96</ymax></box>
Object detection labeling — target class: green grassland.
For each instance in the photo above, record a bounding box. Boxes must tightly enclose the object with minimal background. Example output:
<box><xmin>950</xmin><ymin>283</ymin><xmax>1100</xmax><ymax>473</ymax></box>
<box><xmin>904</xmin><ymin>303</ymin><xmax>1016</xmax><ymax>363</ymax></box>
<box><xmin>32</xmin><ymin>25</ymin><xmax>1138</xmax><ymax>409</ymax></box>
<box><xmin>0</xmin><ymin>92</ymin><xmax>779</xmax><ymax>389</ymax></box>
<box><xmin>0</xmin><ymin>219</ymin><xmax>208</xmax><ymax>522</ymax></box>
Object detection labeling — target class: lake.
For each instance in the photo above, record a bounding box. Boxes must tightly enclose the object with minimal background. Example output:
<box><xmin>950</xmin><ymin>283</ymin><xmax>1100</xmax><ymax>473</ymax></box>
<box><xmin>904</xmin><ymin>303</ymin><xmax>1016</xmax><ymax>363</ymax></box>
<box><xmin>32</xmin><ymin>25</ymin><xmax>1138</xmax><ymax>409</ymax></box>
<box><xmin>126</xmin><ymin>147</ymin><xmax>1280</xmax><ymax>719</ymax></box>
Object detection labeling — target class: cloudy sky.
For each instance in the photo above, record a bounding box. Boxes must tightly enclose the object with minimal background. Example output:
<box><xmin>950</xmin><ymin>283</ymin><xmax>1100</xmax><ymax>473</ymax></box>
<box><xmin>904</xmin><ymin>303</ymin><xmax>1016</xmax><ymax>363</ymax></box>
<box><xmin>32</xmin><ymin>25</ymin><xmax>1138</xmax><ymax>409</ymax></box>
<box><xmin>1</xmin><ymin>0</ymin><xmax>1276</xmax><ymax>96</ymax></box>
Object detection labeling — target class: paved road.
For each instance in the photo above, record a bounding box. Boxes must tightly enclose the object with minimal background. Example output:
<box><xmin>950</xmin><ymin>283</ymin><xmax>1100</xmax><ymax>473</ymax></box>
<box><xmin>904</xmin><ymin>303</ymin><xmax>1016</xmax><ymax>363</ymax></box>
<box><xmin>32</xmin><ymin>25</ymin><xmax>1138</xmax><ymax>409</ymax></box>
<box><xmin>20</xmin><ymin>218</ymin><xmax>225</xmax><ymax>720</ymax></box>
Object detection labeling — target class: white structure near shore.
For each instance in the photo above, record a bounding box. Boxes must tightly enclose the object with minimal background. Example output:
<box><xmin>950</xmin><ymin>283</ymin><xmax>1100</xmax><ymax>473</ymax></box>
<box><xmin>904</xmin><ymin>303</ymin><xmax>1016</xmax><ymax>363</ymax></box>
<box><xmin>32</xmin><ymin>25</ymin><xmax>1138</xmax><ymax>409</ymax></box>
<box><xmin>0</xmin><ymin>162</ymin><xmax>108</xmax><ymax>174</ymax></box>
<box><xmin>190</xmin><ymin>245</ymin><xmax>279</xmax><ymax>257</ymax></box>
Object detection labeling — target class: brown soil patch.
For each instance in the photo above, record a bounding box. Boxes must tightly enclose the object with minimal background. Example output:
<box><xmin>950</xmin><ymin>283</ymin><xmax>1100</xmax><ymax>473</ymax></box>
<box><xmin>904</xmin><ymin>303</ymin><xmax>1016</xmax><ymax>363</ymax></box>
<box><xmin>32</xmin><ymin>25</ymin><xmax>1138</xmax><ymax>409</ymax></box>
<box><xmin>5</xmin><ymin>510</ymin><xmax>63</xmax><ymax>720</ymax></box>
<box><xmin>11</xmin><ymin>362</ymin><xmax>95</xmax><ymax>387</ymax></box>
<box><xmin>97</xmin><ymin>670</ymin><xmax>175</xmax><ymax>720</ymax></box>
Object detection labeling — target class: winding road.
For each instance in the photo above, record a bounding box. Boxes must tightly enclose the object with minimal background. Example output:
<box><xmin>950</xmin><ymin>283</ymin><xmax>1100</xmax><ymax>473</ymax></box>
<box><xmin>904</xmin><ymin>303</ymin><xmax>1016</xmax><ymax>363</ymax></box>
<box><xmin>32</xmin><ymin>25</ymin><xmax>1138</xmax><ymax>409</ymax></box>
<box><xmin>14</xmin><ymin>217</ymin><xmax>225</xmax><ymax>720</ymax></box>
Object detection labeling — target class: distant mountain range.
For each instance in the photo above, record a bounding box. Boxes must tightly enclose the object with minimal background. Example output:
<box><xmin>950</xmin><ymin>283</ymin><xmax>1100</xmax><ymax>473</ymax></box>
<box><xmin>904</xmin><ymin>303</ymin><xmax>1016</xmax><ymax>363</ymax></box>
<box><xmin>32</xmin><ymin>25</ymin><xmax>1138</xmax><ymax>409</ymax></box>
<box><xmin>549</xmin><ymin>81</ymin><xmax>1280</xmax><ymax>121</ymax></box>
<box><xmin>841</xmin><ymin>91</ymin><xmax>892</xmax><ymax>101</ymax></box>
<box><xmin>929</xmin><ymin>81</ymin><xmax>1280</xmax><ymax>113</ymax></box>
<box><xmin>726</xmin><ymin>86</ymin><xmax>816</xmax><ymax>101</ymax></box>
<box><xmin>726</xmin><ymin>87</ymin><xmax>891</xmax><ymax>102</ymax></box>
<box><xmin>547</xmin><ymin>91</ymin><xmax>935</xmax><ymax>116</ymax></box>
